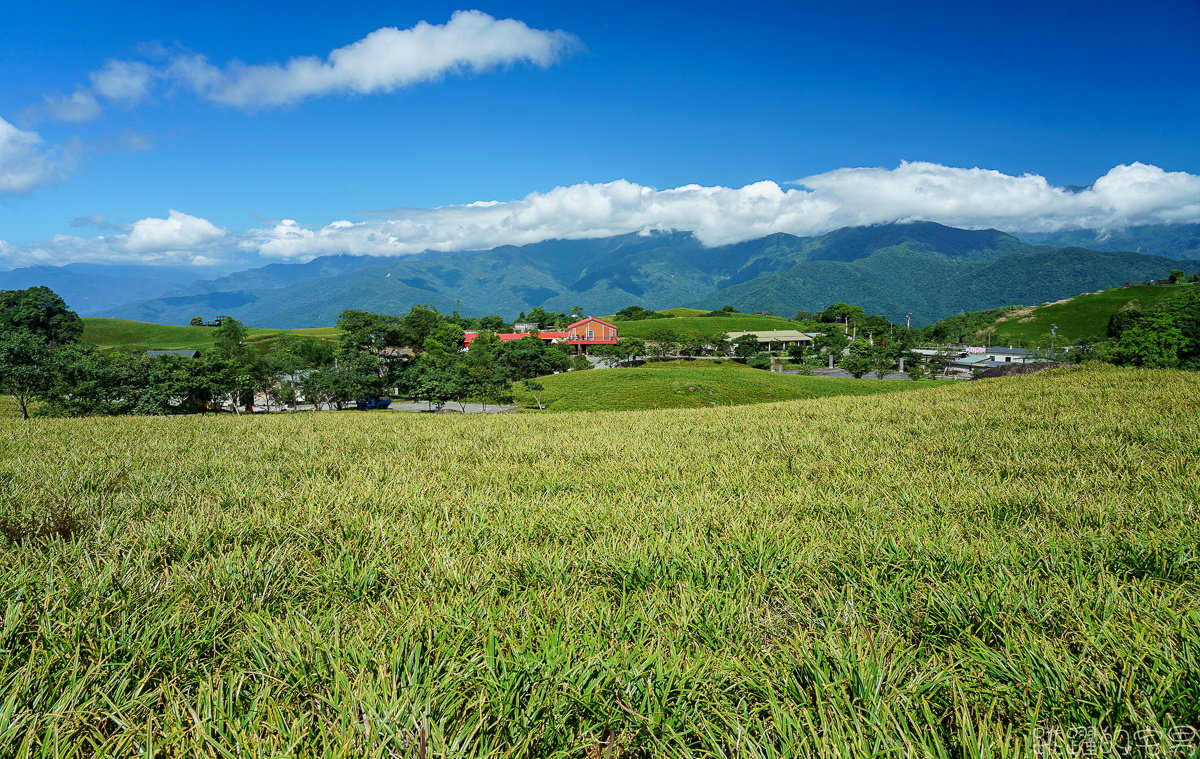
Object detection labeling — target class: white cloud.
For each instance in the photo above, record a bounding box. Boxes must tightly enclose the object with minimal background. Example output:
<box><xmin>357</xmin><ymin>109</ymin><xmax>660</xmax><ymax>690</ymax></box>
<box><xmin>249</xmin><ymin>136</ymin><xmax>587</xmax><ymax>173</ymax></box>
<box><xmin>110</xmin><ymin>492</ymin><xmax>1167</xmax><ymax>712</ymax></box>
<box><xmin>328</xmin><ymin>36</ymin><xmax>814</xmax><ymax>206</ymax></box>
<box><xmin>117</xmin><ymin>210</ymin><xmax>227</xmax><ymax>254</ymax></box>
<box><xmin>94</xmin><ymin>10</ymin><xmax>579</xmax><ymax>110</ymax></box>
<box><xmin>89</xmin><ymin>59</ymin><xmax>157</xmax><ymax>106</ymax></box>
<box><xmin>0</xmin><ymin>211</ymin><xmax>231</xmax><ymax>269</ymax></box>
<box><xmin>4</xmin><ymin>162</ymin><xmax>1200</xmax><ymax>269</ymax></box>
<box><xmin>0</xmin><ymin>117</ymin><xmax>56</xmax><ymax>194</ymax></box>
<box><xmin>238</xmin><ymin>162</ymin><xmax>1200</xmax><ymax>260</ymax></box>
<box><xmin>19</xmin><ymin>89</ymin><xmax>103</xmax><ymax>124</ymax></box>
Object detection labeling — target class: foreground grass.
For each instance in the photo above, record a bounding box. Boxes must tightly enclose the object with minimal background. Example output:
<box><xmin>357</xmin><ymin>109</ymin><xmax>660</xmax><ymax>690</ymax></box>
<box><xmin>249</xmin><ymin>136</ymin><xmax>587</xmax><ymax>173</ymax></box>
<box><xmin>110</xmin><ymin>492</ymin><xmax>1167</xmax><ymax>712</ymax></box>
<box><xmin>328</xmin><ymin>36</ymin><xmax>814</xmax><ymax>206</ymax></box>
<box><xmin>1</xmin><ymin>364</ymin><xmax>1198</xmax><ymax>757</ymax></box>
<box><xmin>986</xmin><ymin>282</ymin><xmax>1198</xmax><ymax>343</ymax></box>
<box><xmin>512</xmin><ymin>360</ymin><xmax>926</xmax><ymax>411</ymax></box>
<box><xmin>82</xmin><ymin>318</ymin><xmax>338</xmax><ymax>353</ymax></box>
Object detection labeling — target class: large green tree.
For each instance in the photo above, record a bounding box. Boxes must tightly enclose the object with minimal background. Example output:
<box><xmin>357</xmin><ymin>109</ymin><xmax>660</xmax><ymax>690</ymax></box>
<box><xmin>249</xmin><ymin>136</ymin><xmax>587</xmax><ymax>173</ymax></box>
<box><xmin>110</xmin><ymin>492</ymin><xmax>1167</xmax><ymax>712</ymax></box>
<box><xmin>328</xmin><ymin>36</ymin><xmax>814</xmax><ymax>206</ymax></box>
<box><xmin>495</xmin><ymin>335</ymin><xmax>572</xmax><ymax>380</ymax></box>
<box><xmin>0</xmin><ymin>286</ymin><xmax>83</xmax><ymax>344</ymax></box>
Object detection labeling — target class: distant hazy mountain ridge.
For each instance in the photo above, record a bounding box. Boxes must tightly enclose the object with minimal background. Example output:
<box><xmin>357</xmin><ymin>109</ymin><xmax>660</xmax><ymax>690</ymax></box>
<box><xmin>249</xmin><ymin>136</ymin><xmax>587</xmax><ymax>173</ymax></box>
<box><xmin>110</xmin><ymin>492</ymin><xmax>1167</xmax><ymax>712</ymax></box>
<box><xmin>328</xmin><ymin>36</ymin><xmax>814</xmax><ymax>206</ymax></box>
<box><xmin>75</xmin><ymin>222</ymin><xmax>1198</xmax><ymax>328</ymax></box>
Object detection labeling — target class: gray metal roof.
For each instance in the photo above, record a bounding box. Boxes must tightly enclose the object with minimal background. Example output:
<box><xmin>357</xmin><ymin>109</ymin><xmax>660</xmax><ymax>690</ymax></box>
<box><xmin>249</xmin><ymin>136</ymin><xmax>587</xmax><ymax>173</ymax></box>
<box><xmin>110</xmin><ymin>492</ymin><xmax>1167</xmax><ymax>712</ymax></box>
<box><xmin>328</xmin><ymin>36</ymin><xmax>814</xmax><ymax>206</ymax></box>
<box><xmin>146</xmin><ymin>349</ymin><xmax>200</xmax><ymax>358</ymax></box>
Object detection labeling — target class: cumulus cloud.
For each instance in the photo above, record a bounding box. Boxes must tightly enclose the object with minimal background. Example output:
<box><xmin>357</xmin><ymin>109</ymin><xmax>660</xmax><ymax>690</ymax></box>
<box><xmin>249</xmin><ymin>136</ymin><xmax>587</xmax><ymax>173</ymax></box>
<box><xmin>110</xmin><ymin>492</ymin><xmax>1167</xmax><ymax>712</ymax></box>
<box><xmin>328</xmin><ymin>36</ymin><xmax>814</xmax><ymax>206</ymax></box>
<box><xmin>0</xmin><ymin>210</ymin><xmax>230</xmax><ymax>269</ymax></box>
<box><xmin>117</xmin><ymin>210</ymin><xmax>227</xmax><ymax>253</ymax></box>
<box><xmin>4</xmin><ymin>162</ymin><xmax>1200</xmax><ymax>269</ymax></box>
<box><xmin>0</xmin><ymin>117</ymin><xmax>57</xmax><ymax>194</ymax></box>
<box><xmin>85</xmin><ymin>11</ymin><xmax>579</xmax><ymax>110</ymax></box>
<box><xmin>239</xmin><ymin>162</ymin><xmax>1200</xmax><ymax>260</ymax></box>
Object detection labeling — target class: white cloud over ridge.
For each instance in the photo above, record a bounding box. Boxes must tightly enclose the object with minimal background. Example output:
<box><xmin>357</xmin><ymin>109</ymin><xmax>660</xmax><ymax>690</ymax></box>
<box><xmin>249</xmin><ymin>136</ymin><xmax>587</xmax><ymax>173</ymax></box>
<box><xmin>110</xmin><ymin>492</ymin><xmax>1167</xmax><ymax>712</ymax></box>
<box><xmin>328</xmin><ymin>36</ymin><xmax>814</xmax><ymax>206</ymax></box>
<box><xmin>242</xmin><ymin>162</ymin><xmax>1200</xmax><ymax>260</ymax></box>
<box><xmin>3</xmin><ymin>162</ymin><xmax>1200</xmax><ymax>269</ymax></box>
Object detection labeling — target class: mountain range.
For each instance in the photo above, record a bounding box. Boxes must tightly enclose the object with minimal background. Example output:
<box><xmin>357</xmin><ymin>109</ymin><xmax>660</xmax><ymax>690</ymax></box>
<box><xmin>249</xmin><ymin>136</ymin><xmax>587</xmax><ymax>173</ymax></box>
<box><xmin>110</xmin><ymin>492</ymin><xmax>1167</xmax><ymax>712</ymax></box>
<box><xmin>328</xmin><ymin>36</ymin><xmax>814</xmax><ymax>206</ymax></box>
<box><xmin>4</xmin><ymin>222</ymin><xmax>1194</xmax><ymax>328</ymax></box>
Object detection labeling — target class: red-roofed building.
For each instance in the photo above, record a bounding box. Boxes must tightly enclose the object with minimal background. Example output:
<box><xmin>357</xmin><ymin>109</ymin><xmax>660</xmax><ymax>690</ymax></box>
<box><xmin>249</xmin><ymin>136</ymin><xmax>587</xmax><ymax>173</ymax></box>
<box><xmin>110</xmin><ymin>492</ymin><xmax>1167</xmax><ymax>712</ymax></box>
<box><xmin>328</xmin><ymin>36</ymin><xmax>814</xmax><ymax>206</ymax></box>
<box><xmin>462</xmin><ymin>317</ymin><xmax>618</xmax><ymax>353</ymax></box>
<box><xmin>565</xmin><ymin>317</ymin><xmax>619</xmax><ymax>351</ymax></box>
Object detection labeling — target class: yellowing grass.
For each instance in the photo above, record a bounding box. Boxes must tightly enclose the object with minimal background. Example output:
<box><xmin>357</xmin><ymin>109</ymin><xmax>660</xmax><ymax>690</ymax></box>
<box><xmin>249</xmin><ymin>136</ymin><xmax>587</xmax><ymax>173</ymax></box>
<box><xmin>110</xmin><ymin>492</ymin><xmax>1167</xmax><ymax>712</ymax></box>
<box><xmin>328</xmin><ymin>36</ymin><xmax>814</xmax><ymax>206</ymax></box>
<box><xmin>0</xmin><ymin>364</ymin><xmax>1197</xmax><ymax>756</ymax></box>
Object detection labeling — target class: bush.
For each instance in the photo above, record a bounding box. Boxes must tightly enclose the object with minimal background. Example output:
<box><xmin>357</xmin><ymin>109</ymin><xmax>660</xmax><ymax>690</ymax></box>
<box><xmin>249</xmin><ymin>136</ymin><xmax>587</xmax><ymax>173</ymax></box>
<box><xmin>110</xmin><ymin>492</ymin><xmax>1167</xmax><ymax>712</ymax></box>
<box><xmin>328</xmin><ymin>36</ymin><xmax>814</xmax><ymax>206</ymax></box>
<box><xmin>747</xmin><ymin>353</ymin><xmax>772</xmax><ymax>370</ymax></box>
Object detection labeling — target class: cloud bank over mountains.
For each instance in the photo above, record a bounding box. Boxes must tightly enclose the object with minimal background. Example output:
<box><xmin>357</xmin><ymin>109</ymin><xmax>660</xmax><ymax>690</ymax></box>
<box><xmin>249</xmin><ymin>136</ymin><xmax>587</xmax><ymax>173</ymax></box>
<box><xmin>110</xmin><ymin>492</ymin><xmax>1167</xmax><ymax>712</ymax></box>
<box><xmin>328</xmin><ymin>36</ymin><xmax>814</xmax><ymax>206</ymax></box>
<box><xmin>3</xmin><ymin>162</ymin><xmax>1200</xmax><ymax>270</ymax></box>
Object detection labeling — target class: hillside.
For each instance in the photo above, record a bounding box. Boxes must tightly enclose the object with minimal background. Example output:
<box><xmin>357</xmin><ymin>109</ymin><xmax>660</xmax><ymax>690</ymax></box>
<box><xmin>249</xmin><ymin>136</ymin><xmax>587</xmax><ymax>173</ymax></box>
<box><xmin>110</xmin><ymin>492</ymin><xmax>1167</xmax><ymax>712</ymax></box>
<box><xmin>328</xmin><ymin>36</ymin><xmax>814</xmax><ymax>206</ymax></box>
<box><xmin>93</xmin><ymin>222</ymin><xmax>1196</xmax><ymax>328</ymax></box>
<box><xmin>695</xmin><ymin>245</ymin><xmax>1185</xmax><ymax>326</ymax></box>
<box><xmin>608</xmin><ymin>313</ymin><xmax>803</xmax><ymax>339</ymax></box>
<box><xmin>511</xmin><ymin>360</ymin><xmax>924</xmax><ymax>411</ymax></box>
<box><xmin>2</xmin><ymin>365</ymin><xmax>1197</xmax><ymax>753</ymax></box>
<box><xmin>959</xmin><ymin>282</ymin><xmax>1199</xmax><ymax>344</ymax></box>
<box><xmin>81</xmin><ymin>318</ymin><xmax>338</xmax><ymax>353</ymax></box>
<box><xmin>1017</xmin><ymin>222</ymin><xmax>1200</xmax><ymax>260</ymax></box>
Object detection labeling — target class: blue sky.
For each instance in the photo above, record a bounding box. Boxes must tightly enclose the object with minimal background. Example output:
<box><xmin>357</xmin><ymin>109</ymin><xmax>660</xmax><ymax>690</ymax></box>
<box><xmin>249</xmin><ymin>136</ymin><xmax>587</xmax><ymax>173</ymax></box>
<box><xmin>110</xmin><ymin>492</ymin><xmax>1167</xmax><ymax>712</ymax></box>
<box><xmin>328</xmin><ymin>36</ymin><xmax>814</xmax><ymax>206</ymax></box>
<box><xmin>2</xmin><ymin>0</ymin><xmax>1199</xmax><ymax>271</ymax></box>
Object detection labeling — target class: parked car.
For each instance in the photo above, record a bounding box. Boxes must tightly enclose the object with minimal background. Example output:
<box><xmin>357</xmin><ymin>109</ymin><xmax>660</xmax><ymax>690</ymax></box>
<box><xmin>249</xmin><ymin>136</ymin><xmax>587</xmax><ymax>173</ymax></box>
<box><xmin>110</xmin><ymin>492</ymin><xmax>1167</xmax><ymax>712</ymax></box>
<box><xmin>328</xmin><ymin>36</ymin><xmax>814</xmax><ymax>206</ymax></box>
<box><xmin>356</xmin><ymin>396</ymin><xmax>392</xmax><ymax>410</ymax></box>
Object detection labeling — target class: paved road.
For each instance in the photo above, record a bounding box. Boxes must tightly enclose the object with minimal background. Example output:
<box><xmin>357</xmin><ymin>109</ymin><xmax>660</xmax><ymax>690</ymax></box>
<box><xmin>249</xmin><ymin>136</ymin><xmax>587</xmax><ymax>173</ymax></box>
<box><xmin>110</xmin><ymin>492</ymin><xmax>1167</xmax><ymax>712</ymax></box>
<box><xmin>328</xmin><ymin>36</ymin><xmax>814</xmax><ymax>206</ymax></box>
<box><xmin>240</xmin><ymin>401</ymin><xmax>520</xmax><ymax>414</ymax></box>
<box><xmin>786</xmin><ymin>368</ymin><xmax>915</xmax><ymax>380</ymax></box>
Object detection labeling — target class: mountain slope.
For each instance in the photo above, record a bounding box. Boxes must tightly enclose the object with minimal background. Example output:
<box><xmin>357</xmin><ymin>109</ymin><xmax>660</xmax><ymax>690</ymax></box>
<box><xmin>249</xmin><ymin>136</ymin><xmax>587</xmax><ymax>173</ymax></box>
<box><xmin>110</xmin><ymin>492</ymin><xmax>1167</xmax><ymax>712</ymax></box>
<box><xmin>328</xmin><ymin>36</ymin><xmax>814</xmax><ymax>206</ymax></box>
<box><xmin>0</xmin><ymin>265</ymin><xmax>182</xmax><ymax>315</ymax></box>
<box><xmin>96</xmin><ymin>223</ymin><xmax>1195</xmax><ymax>328</ymax></box>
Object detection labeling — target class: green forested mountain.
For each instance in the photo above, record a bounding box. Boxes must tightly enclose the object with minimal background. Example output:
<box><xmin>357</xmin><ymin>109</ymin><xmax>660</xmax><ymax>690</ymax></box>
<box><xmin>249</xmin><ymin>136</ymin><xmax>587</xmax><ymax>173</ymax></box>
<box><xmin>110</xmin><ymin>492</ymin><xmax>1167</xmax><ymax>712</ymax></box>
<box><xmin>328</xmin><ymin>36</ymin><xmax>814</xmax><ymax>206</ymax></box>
<box><xmin>1015</xmin><ymin>223</ymin><xmax>1200</xmax><ymax>260</ymax></box>
<box><xmin>96</xmin><ymin>222</ymin><xmax>1194</xmax><ymax>328</ymax></box>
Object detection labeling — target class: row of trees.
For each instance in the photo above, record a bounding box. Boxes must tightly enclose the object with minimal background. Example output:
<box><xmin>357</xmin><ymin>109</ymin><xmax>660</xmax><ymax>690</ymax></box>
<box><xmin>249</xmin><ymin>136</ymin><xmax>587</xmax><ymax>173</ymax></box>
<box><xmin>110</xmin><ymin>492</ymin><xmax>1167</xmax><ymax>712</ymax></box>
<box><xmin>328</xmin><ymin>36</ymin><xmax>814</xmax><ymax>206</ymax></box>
<box><xmin>0</xmin><ymin>292</ymin><xmax>594</xmax><ymax>418</ymax></box>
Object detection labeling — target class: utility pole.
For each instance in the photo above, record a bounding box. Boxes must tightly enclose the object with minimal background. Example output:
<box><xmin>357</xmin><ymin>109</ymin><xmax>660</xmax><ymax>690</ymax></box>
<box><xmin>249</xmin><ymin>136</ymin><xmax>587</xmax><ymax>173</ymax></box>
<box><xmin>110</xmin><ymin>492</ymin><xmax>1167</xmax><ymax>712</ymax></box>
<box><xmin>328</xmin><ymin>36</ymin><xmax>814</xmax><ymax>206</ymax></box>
<box><xmin>1050</xmin><ymin>323</ymin><xmax>1058</xmax><ymax>351</ymax></box>
<box><xmin>906</xmin><ymin>312</ymin><xmax>913</xmax><ymax>329</ymax></box>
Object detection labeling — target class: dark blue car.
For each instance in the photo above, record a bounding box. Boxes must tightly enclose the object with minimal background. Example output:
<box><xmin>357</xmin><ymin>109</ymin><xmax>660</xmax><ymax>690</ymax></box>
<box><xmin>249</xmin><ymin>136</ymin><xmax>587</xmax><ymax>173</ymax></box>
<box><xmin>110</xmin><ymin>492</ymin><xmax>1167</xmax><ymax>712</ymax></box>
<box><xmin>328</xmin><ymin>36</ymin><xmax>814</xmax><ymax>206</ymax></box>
<box><xmin>356</xmin><ymin>396</ymin><xmax>392</xmax><ymax>410</ymax></box>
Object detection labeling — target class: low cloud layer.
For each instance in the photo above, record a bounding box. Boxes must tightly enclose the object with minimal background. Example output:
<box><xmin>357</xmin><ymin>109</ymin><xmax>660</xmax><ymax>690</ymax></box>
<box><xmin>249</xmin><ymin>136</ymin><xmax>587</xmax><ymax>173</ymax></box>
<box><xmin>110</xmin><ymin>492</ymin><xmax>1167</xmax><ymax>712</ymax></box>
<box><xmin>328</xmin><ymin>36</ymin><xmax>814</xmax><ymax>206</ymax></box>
<box><xmin>25</xmin><ymin>10</ymin><xmax>579</xmax><ymax>121</ymax></box>
<box><xmin>4</xmin><ymin>162</ymin><xmax>1200</xmax><ymax>269</ymax></box>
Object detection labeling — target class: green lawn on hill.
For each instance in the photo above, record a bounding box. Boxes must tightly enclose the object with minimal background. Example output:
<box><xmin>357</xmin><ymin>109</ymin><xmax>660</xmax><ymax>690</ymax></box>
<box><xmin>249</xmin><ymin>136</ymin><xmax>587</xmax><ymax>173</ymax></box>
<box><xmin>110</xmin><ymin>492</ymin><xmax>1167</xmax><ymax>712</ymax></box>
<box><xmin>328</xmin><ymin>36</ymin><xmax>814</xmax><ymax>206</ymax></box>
<box><xmin>82</xmin><ymin>318</ymin><xmax>338</xmax><ymax>353</ymax></box>
<box><xmin>610</xmin><ymin>313</ymin><xmax>803</xmax><ymax>339</ymax></box>
<box><xmin>984</xmin><ymin>282</ymin><xmax>1198</xmax><ymax>343</ymax></box>
<box><xmin>512</xmin><ymin>359</ymin><xmax>927</xmax><ymax>411</ymax></box>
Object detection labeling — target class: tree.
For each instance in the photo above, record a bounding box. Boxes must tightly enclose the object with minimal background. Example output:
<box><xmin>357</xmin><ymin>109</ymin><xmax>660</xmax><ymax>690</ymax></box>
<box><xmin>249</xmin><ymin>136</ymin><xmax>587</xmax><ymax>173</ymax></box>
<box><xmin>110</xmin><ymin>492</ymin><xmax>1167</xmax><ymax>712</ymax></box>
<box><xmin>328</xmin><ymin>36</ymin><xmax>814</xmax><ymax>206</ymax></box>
<box><xmin>733</xmin><ymin>336</ymin><xmax>760</xmax><ymax>361</ymax></box>
<box><xmin>0</xmin><ymin>286</ymin><xmax>84</xmax><ymax>345</ymax></box>
<box><xmin>821</xmin><ymin>303</ymin><xmax>867</xmax><ymax>327</ymax></box>
<box><xmin>645</xmin><ymin>329</ymin><xmax>680</xmax><ymax>360</ymax></box>
<box><xmin>190</xmin><ymin>316</ymin><xmax>204</xmax><ymax>327</ymax></box>
<box><xmin>786</xmin><ymin>342</ymin><xmax>807</xmax><ymax>364</ymax></box>
<box><xmin>399</xmin><ymin>306</ymin><xmax>442</xmax><ymax>349</ymax></box>
<box><xmin>1169</xmin><ymin>269</ymin><xmax>1186</xmax><ymax>284</ymax></box>
<box><xmin>522</xmin><ymin>379</ymin><xmax>547</xmax><ymax>409</ymax></box>
<box><xmin>1104</xmin><ymin>314</ymin><xmax>1186</xmax><ymax>368</ymax></box>
<box><xmin>871</xmin><ymin>350</ymin><xmax>893</xmax><ymax>380</ymax></box>
<box><xmin>747</xmin><ymin>353</ymin><xmax>772</xmax><ymax>370</ymax></box>
<box><xmin>814</xmin><ymin>330</ymin><xmax>850</xmax><ymax>367</ymax></box>
<box><xmin>841</xmin><ymin>352</ymin><xmax>871</xmax><ymax>378</ymax></box>
<box><xmin>337</xmin><ymin>309</ymin><xmax>404</xmax><ymax>353</ymax></box>
<box><xmin>592</xmin><ymin>337</ymin><xmax>646</xmax><ymax>367</ymax></box>
<box><xmin>495</xmin><ymin>335</ymin><xmax>572</xmax><ymax>380</ymax></box>
<box><xmin>0</xmin><ymin>332</ymin><xmax>55</xmax><ymax>419</ymax></box>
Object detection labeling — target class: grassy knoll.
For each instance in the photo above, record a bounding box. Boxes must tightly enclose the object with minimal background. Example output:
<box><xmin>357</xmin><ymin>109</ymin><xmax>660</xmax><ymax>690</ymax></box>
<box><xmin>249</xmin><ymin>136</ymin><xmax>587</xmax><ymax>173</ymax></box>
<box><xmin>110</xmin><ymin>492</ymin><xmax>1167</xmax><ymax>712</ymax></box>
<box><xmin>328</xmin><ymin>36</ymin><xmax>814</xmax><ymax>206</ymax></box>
<box><xmin>984</xmin><ymin>282</ymin><xmax>1198</xmax><ymax>344</ymax></box>
<box><xmin>512</xmin><ymin>359</ymin><xmax>925</xmax><ymax>411</ymax></box>
<box><xmin>82</xmin><ymin>318</ymin><xmax>338</xmax><ymax>353</ymax></box>
<box><xmin>611</xmin><ymin>313</ymin><xmax>802</xmax><ymax>339</ymax></box>
<box><xmin>1</xmin><ymin>365</ymin><xmax>1198</xmax><ymax>756</ymax></box>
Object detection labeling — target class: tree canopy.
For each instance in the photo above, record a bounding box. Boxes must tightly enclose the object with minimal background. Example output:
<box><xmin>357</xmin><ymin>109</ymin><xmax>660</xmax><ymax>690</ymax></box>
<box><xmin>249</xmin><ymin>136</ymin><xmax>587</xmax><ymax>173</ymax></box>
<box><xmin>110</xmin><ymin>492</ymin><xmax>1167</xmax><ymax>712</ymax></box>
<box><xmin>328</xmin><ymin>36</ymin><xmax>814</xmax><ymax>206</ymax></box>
<box><xmin>0</xmin><ymin>286</ymin><xmax>84</xmax><ymax>345</ymax></box>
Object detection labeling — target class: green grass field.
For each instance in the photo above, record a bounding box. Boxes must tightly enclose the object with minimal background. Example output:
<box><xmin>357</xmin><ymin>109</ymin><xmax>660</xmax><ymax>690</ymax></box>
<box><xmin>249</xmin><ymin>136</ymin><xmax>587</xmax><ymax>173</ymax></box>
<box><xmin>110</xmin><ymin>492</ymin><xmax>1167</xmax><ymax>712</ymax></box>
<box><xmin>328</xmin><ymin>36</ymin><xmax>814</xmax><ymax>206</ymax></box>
<box><xmin>512</xmin><ymin>360</ymin><xmax>926</xmax><ymax>411</ymax></box>
<box><xmin>608</xmin><ymin>313</ymin><xmax>803</xmax><ymax>340</ymax></box>
<box><xmin>982</xmin><ymin>283</ymin><xmax>1198</xmax><ymax>344</ymax></box>
<box><xmin>81</xmin><ymin>318</ymin><xmax>339</xmax><ymax>353</ymax></box>
<box><xmin>1</xmin><ymin>364</ymin><xmax>1197</xmax><ymax>756</ymax></box>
